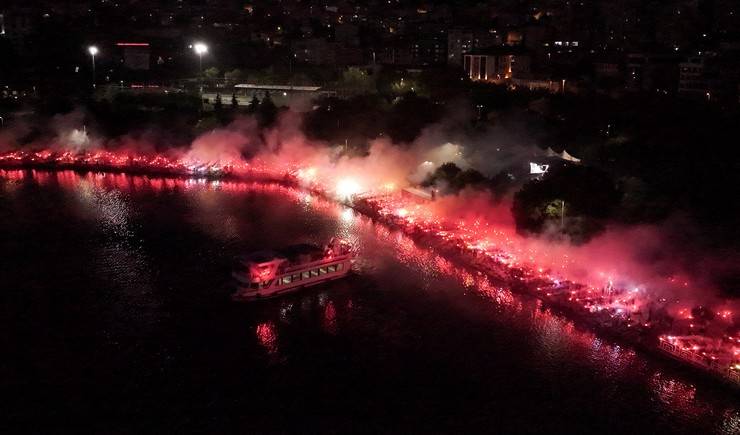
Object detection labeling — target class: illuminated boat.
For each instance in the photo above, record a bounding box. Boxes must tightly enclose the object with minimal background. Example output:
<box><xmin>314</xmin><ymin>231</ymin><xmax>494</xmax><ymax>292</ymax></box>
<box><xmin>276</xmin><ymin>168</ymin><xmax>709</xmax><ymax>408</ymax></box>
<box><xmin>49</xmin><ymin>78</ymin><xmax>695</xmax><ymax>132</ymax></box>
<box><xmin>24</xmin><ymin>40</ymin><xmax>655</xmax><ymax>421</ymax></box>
<box><xmin>232</xmin><ymin>238</ymin><xmax>353</xmax><ymax>301</ymax></box>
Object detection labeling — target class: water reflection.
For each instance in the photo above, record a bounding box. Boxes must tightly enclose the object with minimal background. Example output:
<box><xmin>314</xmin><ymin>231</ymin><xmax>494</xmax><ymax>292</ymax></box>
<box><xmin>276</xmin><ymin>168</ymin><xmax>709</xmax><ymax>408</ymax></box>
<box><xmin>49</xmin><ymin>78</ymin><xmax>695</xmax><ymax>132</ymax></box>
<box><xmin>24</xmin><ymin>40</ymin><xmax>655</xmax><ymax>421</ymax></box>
<box><xmin>720</xmin><ymin>410</ymin><xmax>740</xmax><ymax>434</ymax></box>
<box><xmin>255</xmin><ymin>322</ymin><xmax>279</xmax><ymax>356</ymax></box>
<box><xmin>2</xmin><ymin>168</ymin><xmax>738</xmax><ymax>433</ymax></box>
<box><xmin>322</xmin><ymin>301</ymin><xmax>338</xmax><ymax>335</ymax></box>
<box><xmin>185</xmin><ymin>189</ymin><xmax>241</xmax><ymax>241</ymax></box>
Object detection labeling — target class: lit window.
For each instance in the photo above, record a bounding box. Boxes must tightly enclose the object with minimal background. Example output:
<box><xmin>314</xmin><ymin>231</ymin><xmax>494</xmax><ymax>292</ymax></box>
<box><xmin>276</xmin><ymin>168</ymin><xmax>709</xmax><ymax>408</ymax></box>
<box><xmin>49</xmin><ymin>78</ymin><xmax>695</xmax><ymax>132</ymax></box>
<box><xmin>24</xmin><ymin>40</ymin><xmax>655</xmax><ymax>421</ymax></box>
<box><xmin>319</xmin><ymin>267</ymin><xmax>327</xmax><ymax>275</ymax></box>
<box><xmin>282</xmin><ymin>276</ymin><xmax>292</xmax><ymax>284</ymax></box>
<box><xmin>311</xmin><ymin>269</ymin><xmax>319</xmax><ymax>277</ymax></box>
<box><xmin>337</xmin><ymin>263</ymin><xmax>343</xmax><ymax>271</ymax></box>
<box><xmin>327</xmin><ymin>265</ymin><xmax>337</xmax><ymax>273</ymax></box>
<box><xmin>302</xmin><ymin>271</ymin><xmax>311</xmax><ymax>279</ymax></box>
<box><xmin>292</xmin><ymin>273</ymin><xmax>301</xmax><ymax>281</ymax></box>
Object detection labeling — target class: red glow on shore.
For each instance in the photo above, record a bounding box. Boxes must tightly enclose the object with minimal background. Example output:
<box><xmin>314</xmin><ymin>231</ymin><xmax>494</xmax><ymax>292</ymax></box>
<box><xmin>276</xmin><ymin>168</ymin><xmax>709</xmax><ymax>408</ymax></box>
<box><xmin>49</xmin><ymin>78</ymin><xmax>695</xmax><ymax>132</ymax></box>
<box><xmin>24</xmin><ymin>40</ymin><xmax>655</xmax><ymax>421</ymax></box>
<box><xmin>0</xmin><ymin>148</ymin><xmax>295</xmax><ymax>179</ymax></box>
<box><xmin>1</xmin><ymin>147</ymin><xmax>738</xmax><ymax>385</ymax></box>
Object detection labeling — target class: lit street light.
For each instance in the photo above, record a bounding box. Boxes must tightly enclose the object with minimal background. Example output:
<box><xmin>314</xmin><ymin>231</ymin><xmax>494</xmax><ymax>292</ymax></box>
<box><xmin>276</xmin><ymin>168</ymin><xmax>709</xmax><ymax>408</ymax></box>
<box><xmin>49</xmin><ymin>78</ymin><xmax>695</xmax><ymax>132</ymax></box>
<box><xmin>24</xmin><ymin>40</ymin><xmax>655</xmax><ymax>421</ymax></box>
<box><xmin>88</xmin><ymin>45</ymin><xmax>99</xmax><ymax>88</ymax></box>
<box><xmin>191</xmin><ymin>42</ymin><xmax>209</xmax><ymax>95</ymax></box>
<box><xmin>192</xmin><ymin>42</ymin><xmax>208</xmax><ymax>75</ymax></box>
<box><xmin>560</xmin><ymin>199</ymin><xmax>566</xmax><ymax>228</ymax></box>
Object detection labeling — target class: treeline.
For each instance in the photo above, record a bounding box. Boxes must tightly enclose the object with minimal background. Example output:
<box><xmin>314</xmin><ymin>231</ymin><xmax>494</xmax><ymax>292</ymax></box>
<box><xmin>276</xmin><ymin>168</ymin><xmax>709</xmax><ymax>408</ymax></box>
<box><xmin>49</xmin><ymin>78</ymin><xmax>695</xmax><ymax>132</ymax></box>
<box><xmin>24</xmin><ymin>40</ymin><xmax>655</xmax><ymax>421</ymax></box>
<box><xmin>303</xmin><ymin>93</ymin><xmax>444</xmax><ymax>147</ymax></box>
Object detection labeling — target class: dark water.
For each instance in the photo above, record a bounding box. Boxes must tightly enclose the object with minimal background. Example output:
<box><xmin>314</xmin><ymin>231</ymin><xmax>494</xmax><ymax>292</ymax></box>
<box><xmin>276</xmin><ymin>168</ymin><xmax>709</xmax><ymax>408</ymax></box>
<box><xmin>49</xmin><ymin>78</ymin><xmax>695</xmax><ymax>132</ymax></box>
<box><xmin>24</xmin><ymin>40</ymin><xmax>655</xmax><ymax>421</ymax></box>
<box><xmin>1</xmin><ymin>169</ymin><xmax>738</xmax><ymax>434</ymax></box>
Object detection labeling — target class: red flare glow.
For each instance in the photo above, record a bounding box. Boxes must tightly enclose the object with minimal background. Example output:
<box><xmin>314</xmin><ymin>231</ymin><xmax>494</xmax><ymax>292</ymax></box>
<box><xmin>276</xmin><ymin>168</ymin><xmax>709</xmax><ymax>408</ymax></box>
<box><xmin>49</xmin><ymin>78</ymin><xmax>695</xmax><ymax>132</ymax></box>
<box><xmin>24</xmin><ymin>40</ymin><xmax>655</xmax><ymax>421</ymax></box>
<box><xmin>1</xmin><ymin>147</ymin><xmax>739</xmax><ymax>386</ymax></box>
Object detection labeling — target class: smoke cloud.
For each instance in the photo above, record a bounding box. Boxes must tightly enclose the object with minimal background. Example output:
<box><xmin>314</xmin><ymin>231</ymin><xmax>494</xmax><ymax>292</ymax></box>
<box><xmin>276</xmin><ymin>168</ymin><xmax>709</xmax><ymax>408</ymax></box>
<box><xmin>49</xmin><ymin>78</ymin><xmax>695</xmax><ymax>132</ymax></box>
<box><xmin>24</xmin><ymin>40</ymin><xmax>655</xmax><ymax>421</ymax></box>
<box><xmin>2</xmin><ymin>103</ymin><xmax>737</xmax><ymax>308</ymax></box>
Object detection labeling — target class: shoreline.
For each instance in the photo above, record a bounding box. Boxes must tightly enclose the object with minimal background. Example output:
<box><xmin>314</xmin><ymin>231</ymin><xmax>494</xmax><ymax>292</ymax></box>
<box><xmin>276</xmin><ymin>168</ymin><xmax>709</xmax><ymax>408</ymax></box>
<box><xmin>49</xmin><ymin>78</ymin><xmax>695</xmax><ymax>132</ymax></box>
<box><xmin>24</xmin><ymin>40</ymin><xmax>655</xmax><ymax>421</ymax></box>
<box><xmin>1</xmin><ymin>161</ymin><xmax>738</xmax><ymax>392</ymax></box>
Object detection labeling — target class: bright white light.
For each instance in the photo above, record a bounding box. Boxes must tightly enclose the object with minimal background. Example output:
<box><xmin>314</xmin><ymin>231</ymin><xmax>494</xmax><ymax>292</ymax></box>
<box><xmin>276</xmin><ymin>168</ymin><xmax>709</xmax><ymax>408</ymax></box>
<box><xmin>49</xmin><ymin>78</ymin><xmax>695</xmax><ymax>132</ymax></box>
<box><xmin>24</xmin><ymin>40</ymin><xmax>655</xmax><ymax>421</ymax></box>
<box><xmin>529</xmin><ymin>162</ymin><xmax>549</xmax><ymax>174</ymax></box>
<box><xmin>193</xmin><ymin>42</ymin><xmax>208</xmax><ymax>55</ymax></box>
<box><xmin>340</xmin><ymin>208</ymin><xmax>354</xmax><ymax>223</ymax></box>
<box><xmin>88</xmin><ymin>46</ymin><xmax>99</xmax><ymax>56</ymax></box>
<box><xmin>297</xmin><ymin>167</ymin><xmax>317</xmax><ymax>181</ymax></box>
<box><xmin>336</xmin><ymin>178</ymin><xmax>361</xmax><ymax>200</ymax></box>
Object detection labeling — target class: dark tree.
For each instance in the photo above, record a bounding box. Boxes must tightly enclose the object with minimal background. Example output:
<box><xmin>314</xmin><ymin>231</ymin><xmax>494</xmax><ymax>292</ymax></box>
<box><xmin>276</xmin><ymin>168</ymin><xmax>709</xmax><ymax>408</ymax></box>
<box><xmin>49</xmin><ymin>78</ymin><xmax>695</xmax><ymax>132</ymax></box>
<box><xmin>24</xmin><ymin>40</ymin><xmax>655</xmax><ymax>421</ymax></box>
<box><xmin>302</xmin><ymin>95</ymin><xmax>387</xmax><ymax>145</ymax></box>
<box><xmin>512</xmin><ymin>165</ymin><xmax>621</xmax><ymax>243</ymax></box>
<box><xmin>386</xmin><ymin>93</ymin><xmax>443</xmax><ymax>143</ymax></box>
<box><xmin>258</xmin><ymin>91</ymin><xmax>278</xmax><ymax>126</ymax></box>
<box><xmin>214</xmin><ymin>93</ymin><xmax>223</xmax><ymax>113</ymax></box>
<box><xmin>423</xmin><ymin>163</ymin><xmax>488</xmax><ymax>193</ymax></box>
<box><xmin>247</xmin><ymin>94</ymin><xmax>260</xmax><ymax>113</ymax></box>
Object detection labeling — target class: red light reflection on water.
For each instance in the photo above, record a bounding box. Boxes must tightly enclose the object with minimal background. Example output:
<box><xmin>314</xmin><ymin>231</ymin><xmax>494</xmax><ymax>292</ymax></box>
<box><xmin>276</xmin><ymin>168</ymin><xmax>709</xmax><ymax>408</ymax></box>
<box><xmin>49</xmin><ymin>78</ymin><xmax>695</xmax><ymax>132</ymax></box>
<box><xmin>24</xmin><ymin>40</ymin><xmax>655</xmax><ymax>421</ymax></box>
<box><xmin>4</xmin><ymin>167</ymin><xmax>738</xmax><ymax>423</ymax></box>
<box><xmin>0</xmin><ymin>169</ymin><xmax>26</xmax><ymax>181</ymax></box>
<box><xmin>647</xmin><ymin>371</ymin><xmax>731</xmax><ymax>427</ymax></box>
<box><xmin>255</xmin><ymin>322</ymin><xmax>279</xmax><ymax>355</ymax></box>
<box><xmin>651</xmin><ymin>372</ymin><xmax>698</xmax><ymax>409</ymax></box>
<box><xmin>4</xmin><ymin>168</ymin><xmax>310</xmax><ymax>197</ymax></box>
<box><xmin>323</xmin><ymin>301</ymin><xmax>338</xmax><ymax>335</ymax></box>
<box><xmin>364</xmin><ymin>216</ymin><xmax>735</xmax><ymax>424</ymax></box>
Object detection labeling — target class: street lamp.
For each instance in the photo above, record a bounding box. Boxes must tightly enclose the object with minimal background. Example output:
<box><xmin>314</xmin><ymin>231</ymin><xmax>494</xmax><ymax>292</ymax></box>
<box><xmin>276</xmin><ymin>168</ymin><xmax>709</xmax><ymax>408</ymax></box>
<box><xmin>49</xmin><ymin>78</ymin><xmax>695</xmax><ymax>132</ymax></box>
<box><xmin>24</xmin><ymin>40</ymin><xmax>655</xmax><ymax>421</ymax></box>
<box><xmin>88</xmin><ymin>45</ymin><xmax>99</xmax><ymax>88</ymax></box>
<box><xmin>192</xmin><ymin>42</ymin><xmax>208</xmax><ymax>75</ymax></box>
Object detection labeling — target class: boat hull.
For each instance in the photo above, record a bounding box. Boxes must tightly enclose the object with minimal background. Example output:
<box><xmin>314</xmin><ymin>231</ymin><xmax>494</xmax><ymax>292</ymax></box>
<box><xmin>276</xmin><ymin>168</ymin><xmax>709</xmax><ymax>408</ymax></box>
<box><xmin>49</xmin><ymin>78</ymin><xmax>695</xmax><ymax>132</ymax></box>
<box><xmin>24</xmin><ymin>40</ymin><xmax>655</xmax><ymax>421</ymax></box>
<box><xmin>233</xmin><ymin>257</ymin><xmax>352</xmax><ymax>301</ymax></box>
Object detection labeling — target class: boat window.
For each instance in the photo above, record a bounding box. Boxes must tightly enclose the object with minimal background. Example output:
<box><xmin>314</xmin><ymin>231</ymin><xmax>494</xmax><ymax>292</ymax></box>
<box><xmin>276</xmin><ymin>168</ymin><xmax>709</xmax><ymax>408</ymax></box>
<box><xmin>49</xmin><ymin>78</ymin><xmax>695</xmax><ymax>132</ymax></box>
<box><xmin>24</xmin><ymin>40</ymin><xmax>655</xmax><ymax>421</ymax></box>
<box><xmin>282</xmin><ymin>276</ymin><xmax>292</xmax><ymax>284</ymax></box>
<box><xmin>292</xmin><ymin>273</ymin><xmax>301</xmax><ymax>281</ymax></box>
<box><xmin>327</xmin><ymin>265</ymin><xmax>336</xmax><ymax>273</ymax></box>
<box><xmin>310</xmin><ymin>269</ymin><xmax>319</xmax><ymax>277</ymax></box>
<box><xmin>319</xmin><ymin>267</ymin><xmax>327</xmax><ymax>275</ymax></box>
<box><xmin>337</xmin><ymin>263</ymin><xmax>343</xmax><ymax>271</ymax></box>
<box><xmin>302</xmin><ymin>271</ymin><xmax>311</xmax><ymax>279</ymax></box>
<box><xmin>261</xmin><ymin>279</ymin><xmax>273</xmax><ymax>288</ymax></box>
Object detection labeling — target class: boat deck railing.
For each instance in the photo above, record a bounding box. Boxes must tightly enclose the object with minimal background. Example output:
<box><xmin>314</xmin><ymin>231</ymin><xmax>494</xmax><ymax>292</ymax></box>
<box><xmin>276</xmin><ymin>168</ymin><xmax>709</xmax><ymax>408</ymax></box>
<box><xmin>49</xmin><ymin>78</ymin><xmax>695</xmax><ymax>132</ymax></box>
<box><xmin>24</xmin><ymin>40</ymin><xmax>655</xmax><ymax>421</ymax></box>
<box><xmin>659</xmin><ymin>339</ymin><xmax>739</xmax><ymax>385</ymax></box>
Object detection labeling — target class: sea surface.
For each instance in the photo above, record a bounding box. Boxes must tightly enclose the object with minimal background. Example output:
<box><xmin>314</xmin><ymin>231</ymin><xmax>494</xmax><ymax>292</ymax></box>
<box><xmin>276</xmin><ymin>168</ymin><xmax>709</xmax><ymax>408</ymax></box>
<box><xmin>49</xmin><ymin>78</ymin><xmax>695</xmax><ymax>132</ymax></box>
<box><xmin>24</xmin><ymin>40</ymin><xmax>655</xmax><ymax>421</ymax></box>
<box><xmin>1</xmin><ymin>169</ymin><xmax>738</xmax><ymax>434</ymax></box>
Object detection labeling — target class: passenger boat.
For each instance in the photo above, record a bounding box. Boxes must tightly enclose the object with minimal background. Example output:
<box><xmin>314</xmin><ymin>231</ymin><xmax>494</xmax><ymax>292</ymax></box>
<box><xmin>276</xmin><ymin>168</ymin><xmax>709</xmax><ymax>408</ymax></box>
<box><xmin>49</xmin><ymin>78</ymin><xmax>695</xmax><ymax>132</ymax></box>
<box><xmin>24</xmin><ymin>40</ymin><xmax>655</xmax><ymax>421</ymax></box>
<box><xmin>232</xmin><ymin>238</ymin><xmax>353</xmax><ymax>301</ymax></box>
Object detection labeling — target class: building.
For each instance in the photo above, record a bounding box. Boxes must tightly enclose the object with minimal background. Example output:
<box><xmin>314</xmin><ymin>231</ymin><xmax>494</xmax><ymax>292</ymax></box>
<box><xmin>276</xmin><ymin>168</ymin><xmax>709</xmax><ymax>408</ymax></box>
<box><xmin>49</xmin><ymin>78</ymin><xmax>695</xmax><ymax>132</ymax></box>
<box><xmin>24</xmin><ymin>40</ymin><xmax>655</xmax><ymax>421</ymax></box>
<box><xmin>593</xmin><ymin>53</ymin><xmax>623</xmax><ymax>79</ymax></box>
<box><xmin>464</xmin><ymin>47</ymin><xmax>530</xmax><ymax>82</ymax></box>
<box><xmin>626</xmin><ymin>53</ymin><xmax>680</xmax><ymax>94</ymax></box>
<box><xmin>447</xmin><ymin>28</ymin><xmax>500</xmax><ymax>66</ymax></box>
<box><xmin>678</xmin><ymin>54</ymin><xmax>713</xmax><ymax>99</ymax></box>
<box><xmin>411</xmin><ymin>37</ymin><xmax>446</xmax><ymax>66</ymax></box>
<box><xmin>447</xmin><ymin>29</ymin><xmax>474</xmax><ymax>66</ymax></box>
<box><xmin>594</xmin><ymin>61</ymin><xmax>621</xmax><ymax>78</ymax></box>
<box><xmin>381</xmin><ymin>36</ymin><xmax>447</xmax><ymax>67</ymax></box>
